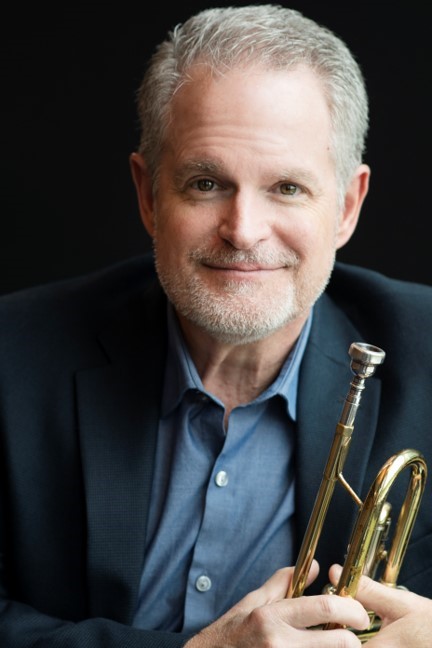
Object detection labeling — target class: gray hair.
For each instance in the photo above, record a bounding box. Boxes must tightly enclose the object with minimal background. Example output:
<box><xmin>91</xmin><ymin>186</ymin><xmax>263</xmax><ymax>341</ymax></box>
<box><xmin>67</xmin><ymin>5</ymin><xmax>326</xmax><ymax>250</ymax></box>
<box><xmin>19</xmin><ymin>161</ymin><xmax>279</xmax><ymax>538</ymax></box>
<box><xmin>136</xmin><ymin>4</ymin><xmax>369</xmax><ymax>200</ymax></box>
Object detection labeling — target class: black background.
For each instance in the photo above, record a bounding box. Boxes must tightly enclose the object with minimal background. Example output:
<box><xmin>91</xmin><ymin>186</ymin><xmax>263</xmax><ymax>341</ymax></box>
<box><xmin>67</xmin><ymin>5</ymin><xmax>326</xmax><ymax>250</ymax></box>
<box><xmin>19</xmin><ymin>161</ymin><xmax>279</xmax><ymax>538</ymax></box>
<box><xmin>1</xmin><ymin>2</ymin><xmax>430</xmax><ymax>295</ymax></box>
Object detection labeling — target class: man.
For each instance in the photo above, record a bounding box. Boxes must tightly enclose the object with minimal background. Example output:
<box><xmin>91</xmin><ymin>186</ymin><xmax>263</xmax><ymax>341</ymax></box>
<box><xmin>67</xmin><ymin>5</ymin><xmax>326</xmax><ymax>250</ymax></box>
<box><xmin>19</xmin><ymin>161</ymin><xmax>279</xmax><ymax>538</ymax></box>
<box><xmin>1</xmin><ymin>5</ymin><xmax>432</xmax><ymax>647</ymax></box>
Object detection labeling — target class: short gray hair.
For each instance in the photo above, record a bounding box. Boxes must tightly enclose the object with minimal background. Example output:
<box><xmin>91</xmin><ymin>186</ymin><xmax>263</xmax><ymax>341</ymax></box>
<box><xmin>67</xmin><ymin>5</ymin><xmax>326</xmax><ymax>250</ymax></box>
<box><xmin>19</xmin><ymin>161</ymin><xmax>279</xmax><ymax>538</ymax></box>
<box><xmin>136</xmin><ymin>5</ymin><xmax>369</xmax><ymax>199</ymax></box>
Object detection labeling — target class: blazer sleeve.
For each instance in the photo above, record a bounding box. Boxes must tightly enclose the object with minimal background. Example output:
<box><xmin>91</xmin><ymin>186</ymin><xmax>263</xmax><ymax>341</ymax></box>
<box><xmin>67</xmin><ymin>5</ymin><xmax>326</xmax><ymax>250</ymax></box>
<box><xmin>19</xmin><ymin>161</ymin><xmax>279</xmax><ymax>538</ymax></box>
<box><xmin>0</xmin><ymin>596</ymin><xmax>191</xmax><ymax>647</ymax></box>
<box><xmin>0</xmin><ymin>266</ymin><xmax>189</xmax><ymax>646</ymax></box>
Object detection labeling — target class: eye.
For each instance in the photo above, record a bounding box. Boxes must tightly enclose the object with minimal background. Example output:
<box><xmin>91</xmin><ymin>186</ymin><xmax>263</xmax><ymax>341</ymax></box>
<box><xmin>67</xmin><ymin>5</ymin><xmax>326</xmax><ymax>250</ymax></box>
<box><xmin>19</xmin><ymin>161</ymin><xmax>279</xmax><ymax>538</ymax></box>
<box><xmin>192</xmin><ymin>178</ymin><xmax>216</xmax><ymax>192</ymax></box>
<box><xmin>279</xmin><ymin>182</ymin><xmax>299</xmax><ymax>196</ymax></box>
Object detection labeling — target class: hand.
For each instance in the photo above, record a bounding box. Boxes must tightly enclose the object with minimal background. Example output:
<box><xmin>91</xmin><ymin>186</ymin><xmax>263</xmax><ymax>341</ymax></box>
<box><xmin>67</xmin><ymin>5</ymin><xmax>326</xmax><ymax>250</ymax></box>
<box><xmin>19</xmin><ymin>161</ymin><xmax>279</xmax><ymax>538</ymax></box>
<box><xmin>330</xmin><ymin>564</ymin><xmax>432</xmax><ymax>647</ymax></box>
<box><xmin>185</xmin><ymin>560</ymin><xmax>370</xmax><ymax>647</ymax></box>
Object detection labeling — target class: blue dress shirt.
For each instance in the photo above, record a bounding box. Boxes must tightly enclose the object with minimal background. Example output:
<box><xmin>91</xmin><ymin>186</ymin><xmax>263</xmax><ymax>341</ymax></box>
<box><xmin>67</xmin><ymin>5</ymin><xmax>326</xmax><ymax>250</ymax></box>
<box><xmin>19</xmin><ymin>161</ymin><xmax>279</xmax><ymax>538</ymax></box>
<box><xmin>133</xmin><ymin>305</ymin><xmax>312</xmax><ymax>633</ymax></box>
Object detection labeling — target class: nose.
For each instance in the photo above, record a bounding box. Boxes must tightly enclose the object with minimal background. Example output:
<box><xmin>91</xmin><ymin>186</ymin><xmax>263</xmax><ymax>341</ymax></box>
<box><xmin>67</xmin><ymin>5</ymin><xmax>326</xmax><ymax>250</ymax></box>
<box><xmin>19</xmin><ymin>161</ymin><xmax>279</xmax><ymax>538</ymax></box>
<box><xmin>217</xmin><ymin>192</ymin><xmax>272</xmax><ymax>250</ymax></box>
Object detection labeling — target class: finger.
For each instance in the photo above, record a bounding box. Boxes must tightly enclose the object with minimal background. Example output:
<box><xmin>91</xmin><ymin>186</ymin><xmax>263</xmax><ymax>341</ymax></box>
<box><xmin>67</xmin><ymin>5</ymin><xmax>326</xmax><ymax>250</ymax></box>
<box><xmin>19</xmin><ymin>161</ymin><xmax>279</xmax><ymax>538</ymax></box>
<box><xmin>298</xmin><ymin>627</ymin><xmax>364</xmax><ymax>648</ymax></box>
<box><xmin>273</xmin><ymin>592</ymin><xmax>370</xmax><ymax>632</ymax></box>
<box><xmin>329</xmin><ymin>564</ymin><xmax>412</xmax><ymax>621</ymax></box>
<box><xmin>236</xmin><ymin>560</ymin><xmax>320</xmax><ymax>610</ymax></box>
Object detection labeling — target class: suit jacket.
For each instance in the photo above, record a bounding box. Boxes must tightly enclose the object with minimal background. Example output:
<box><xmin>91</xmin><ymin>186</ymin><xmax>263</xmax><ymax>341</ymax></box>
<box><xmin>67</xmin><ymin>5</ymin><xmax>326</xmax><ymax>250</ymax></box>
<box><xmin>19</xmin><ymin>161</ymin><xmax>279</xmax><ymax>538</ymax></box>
<box><xmin>1</xmin><ymin>254</ymin><xmax>432</xmax><ymax>646</ymax></box>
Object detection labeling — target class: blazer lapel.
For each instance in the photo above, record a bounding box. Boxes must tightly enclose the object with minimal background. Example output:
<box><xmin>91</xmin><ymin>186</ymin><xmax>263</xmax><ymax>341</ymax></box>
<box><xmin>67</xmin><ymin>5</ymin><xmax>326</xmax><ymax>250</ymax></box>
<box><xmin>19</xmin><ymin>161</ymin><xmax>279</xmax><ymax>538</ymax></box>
<box><xmin>75</xmin><ymin>283</ymin><xmax>167</xmax><ymax>622</ymax></box>
<box><xmin>295</xmin><ymin>294</ymin><xmax>383</xmax><ymax>592</ymax></box>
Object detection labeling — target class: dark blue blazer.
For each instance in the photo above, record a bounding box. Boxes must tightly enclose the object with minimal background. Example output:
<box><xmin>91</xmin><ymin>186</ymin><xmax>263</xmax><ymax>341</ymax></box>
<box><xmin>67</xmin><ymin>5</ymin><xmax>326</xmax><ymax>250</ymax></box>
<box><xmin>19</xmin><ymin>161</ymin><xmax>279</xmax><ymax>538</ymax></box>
<box><xmin>1</xmin><ymin>255</ymin><xmax>432</xmax><ymax>646</ymax></box>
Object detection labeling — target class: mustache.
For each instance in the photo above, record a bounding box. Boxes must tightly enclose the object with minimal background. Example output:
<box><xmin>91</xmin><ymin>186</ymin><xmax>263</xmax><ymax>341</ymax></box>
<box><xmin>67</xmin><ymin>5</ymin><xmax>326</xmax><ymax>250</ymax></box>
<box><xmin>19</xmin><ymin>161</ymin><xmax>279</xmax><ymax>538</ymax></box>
<box><xmin>189</xmin><ymin>245</ymin><xmax>300</xmax><ymax>268</ymax></box>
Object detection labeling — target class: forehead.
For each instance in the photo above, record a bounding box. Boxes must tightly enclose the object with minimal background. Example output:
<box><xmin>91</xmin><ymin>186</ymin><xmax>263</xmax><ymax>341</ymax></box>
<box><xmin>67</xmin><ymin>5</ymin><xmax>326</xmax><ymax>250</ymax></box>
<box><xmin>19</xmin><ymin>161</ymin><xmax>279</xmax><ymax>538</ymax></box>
<box><xmin>170</xmin><ymin>62</ymin><xmax>330</xmax><ymax>123</ymax></box>
<box><xmin>163</xmin><ymin>64</ymin><xmax>334</xmax><ymax>177</ymax></box>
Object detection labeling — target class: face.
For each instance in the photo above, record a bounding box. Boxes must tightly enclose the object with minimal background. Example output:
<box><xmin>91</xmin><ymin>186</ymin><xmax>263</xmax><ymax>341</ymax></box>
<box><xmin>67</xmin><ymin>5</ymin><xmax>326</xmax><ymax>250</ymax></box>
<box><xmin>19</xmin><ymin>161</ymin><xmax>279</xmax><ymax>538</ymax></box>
<box><xmin>132</xmin><ymin>65</ymin><xmax>368</xmax><ymax>345</ymax></box>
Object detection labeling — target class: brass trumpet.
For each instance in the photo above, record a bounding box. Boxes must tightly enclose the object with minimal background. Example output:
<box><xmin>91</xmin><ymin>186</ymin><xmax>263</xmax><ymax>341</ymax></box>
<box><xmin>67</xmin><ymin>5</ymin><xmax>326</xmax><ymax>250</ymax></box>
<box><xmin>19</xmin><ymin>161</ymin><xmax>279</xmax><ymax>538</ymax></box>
<box><xmin>286</xmin><ymin>342</ymin><xmax>427</xmax><ymax>643</ymax></box>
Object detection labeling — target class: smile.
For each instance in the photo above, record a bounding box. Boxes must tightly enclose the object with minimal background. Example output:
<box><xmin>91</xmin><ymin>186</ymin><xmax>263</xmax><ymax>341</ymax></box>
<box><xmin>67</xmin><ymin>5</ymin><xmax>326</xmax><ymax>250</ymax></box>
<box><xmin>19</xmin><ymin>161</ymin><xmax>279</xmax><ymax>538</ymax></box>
<box><xmin>204</xmin><ymin>263</ymin><xmax>282</xmax><ymax>273</ymax></box>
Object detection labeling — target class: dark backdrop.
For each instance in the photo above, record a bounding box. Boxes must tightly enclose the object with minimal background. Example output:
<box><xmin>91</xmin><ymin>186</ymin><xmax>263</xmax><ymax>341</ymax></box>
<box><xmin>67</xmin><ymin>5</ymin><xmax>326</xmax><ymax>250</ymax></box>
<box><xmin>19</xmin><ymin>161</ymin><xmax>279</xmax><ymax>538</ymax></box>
<box><xmin>1</xmin><ymin>2</ymin><xmax>430</xmax><ymax>295</ymax></box>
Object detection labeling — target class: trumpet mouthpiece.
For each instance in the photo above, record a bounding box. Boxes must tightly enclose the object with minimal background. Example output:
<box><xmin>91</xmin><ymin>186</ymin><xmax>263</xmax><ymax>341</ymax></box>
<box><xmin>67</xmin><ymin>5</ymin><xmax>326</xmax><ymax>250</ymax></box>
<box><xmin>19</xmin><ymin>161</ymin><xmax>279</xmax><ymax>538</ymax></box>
<box><xmin>349</xmin><ymin>342</ymin><xmax>386</xmax><ymax>379</ymax></box>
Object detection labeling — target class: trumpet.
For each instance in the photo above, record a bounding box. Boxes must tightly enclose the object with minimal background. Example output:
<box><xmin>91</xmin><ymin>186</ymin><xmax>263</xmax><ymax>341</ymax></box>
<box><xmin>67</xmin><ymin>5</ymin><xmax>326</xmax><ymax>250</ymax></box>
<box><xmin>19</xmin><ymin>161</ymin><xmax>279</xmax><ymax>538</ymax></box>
<box><xmin>286</xmin><ymin>342</ymin><xmax>427</xmax><ymax>643</ymax></box>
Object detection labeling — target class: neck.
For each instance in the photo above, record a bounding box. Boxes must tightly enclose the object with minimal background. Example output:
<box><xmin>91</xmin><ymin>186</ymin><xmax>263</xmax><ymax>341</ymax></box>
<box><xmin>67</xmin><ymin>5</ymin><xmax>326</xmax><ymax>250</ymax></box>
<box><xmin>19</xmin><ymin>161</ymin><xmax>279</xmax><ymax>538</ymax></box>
<box><xmin>177</xmin><ymin>313</ymin><xmax>309</xmax><ymax>416</ymax></box>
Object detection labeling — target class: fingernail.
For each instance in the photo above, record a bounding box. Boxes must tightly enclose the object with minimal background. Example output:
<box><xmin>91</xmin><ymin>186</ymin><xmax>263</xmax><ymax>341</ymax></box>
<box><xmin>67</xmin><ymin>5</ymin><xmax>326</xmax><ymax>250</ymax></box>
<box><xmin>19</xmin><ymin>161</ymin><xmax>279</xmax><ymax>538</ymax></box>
<box><xmin>333</xmin><ymin>564</ymin><xmax>343</xmax><ymax>578</ymax></box>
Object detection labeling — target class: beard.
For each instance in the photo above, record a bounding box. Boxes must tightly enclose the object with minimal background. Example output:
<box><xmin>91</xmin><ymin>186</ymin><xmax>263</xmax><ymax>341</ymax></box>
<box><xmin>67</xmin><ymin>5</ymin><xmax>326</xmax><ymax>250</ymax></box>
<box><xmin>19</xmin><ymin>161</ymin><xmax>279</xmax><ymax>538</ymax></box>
<box><xmin>154</xmin><ymin>242</ymin><xmax>334</xmax><ymax>345</ymax></box>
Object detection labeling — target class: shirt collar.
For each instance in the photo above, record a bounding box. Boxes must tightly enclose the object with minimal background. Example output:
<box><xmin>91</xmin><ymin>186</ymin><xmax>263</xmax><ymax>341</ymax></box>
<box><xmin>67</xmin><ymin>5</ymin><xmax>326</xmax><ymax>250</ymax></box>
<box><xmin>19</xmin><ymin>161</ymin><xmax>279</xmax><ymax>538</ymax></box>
<box><xmin>161</xmin><ymin>303</ymin><xmax>313</xmax><ymax>421</ymax></box>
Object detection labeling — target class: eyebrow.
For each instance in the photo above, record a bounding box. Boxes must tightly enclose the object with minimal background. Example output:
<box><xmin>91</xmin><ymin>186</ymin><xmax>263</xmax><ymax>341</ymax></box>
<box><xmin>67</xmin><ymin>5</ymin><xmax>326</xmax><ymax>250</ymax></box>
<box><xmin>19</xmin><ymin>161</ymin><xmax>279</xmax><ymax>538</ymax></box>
<box><xmin>173</xmin><ymin>158</ymin><xmax>226</xmax><ymax>186</ymax></box>
<box><xmin>278</xmin><ymin>168</ymin><xmax>321</xmax><ymax>188</ymax></box>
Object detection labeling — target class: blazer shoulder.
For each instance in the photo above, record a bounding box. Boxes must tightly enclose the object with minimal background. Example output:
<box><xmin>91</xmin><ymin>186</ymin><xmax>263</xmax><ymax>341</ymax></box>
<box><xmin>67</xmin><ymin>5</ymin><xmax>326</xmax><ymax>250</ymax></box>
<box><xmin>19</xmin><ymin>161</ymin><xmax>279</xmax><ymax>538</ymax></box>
<box><xmin>326</xmin><ymin>262</ymin><xmax>432</xmax><ymax>357</ymax></box>
<box><xmin>0</xmin><ymin>254</ymin><xmax>162</xmax><ymax>361</ymax></box>
<box><xmin>329</xmin><ymin>262</ymin><xmax>432</xmax><ymax>316</ymax></box>
<box><xmin>1</xmin><ymin>254</ymin><xmax>157</xmax><ymax>304</ymax></box>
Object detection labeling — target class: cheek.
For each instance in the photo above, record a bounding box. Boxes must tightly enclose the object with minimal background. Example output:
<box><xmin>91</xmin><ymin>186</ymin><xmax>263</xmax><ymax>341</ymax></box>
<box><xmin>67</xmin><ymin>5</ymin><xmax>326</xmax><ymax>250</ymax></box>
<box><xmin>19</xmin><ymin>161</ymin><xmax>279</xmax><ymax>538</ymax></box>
<box><xmin>277</xmin><ymin>218</ymin><xmax>326</xmax><ymax>254</ymax></box>
<box><xmin>153</xmin><ymin>202</ymin><xmax>184</xmax><ymax>243</ymax></box>
<box><xmin>155</xmin><ymin>201</ymin><xmax>219</xmax><ymax>249</ymax></box>
<box><xmin>153</xmin><ymin>212</ymin><xmax>202</xmax><ymax>270</ymax></box>
<box><xmin>276</xmin><ymin>211</ymin><xmax>340</xmax><ymax>271</ymax></box>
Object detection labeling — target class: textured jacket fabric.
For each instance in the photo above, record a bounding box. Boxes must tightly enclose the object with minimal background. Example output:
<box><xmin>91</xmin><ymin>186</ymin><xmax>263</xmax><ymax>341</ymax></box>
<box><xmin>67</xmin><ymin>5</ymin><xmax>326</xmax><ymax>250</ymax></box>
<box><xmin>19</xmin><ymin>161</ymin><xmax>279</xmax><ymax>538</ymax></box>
<box><xmin>1</xmin><ymin>254</ymin><xmax>432</xmax><ymax>646</ymax></box>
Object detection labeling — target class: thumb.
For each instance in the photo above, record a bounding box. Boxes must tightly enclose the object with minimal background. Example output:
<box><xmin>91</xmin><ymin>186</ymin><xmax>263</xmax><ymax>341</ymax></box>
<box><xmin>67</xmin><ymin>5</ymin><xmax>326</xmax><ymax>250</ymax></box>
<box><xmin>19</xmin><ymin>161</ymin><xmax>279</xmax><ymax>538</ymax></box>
<box><xmin>237</xmin><ymin>559</ymin><xmax>320</xmax><ymax>610</ymax></box>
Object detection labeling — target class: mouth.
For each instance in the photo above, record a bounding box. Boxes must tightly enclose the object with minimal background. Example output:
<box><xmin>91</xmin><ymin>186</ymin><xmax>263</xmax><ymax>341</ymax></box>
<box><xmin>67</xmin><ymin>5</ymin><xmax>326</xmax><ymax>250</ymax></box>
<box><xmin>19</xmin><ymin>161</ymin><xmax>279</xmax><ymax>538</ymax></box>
<box><xmin>200</xmin><ymin>263</ymin><xmax>288</xmax><ymax>288</ymax></box>
<box><xmin>204</xmin><ymin>262</ymin><xmax>283</xmax><ymax>273</ymax></box>
<box><xmin>190</xmin><ymin>247</ymin><xmax>299</xmax><ymax>280</ymax></box>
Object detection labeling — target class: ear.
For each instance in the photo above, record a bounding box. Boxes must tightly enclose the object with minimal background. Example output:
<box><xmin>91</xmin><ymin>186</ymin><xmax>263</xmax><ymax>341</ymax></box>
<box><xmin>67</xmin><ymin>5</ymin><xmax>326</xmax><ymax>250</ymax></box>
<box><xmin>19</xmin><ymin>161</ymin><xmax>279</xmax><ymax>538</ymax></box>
<box><xmin>129</xmin><ymin>152</ymin><xmax>156</xmax><ymax>237</ymax></box>
<box><xmin>336</xmin><ymin>164</ymin><xmax>370</xmax><ymax>249</ymax></box>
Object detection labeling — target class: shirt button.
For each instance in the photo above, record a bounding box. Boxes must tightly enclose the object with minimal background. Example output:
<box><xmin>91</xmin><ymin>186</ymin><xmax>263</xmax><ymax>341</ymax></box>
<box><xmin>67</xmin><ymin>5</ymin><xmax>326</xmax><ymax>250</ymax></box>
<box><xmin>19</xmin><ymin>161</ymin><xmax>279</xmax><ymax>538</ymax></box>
<box><xmin>195</xmin><ymin>575</ymin><xmax>212</xmax><ymax>592</ymax></box>
<box><xmin>215</xmin><ymin>470</ymin><xmax>229</xmax><ymax>487</ymax></box>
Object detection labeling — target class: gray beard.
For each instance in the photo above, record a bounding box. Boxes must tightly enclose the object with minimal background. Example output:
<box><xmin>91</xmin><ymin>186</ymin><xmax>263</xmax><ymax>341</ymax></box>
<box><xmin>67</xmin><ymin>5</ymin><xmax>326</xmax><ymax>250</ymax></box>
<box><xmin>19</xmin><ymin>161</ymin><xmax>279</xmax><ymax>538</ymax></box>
<box><xmin>154</xmin><ymin>243</ymin><xmax>333</xmax><ymax>345</ymax></box>
<box><xmin>161</xmin><ymin>277</ymin><xmax>296</xmax><ymax>344</ymax></box>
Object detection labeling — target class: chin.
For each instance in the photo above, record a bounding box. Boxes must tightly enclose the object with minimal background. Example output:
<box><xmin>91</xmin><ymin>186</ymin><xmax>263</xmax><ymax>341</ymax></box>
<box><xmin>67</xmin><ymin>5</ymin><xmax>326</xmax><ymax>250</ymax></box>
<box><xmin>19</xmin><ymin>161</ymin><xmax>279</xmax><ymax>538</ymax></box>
<box><xmin>176</xmin><ymin>293</ymin><xmax>300</xmax><ymax>345</ymax></box>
